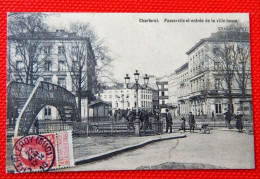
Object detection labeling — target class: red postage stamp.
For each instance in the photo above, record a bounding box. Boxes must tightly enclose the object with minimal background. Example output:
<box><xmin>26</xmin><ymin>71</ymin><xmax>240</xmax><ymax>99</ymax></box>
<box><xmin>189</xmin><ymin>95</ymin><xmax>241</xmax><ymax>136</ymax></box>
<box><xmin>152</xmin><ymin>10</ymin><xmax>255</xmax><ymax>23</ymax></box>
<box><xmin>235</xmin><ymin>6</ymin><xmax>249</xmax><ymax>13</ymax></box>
<box><xmin>11</xmin><ymin>131</ymin><xmax>74</xmax><ymax>173</ymax></box>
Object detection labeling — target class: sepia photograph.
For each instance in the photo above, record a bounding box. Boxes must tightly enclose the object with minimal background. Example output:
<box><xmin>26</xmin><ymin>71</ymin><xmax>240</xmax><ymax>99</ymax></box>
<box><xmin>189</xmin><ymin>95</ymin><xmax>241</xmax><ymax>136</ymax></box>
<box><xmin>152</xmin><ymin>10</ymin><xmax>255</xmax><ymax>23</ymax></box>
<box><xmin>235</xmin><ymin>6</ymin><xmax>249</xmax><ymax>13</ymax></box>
<box><xmin>6</xmin><ymin>13</ymin><xmax>254</xmax><ymax>172</ymax></box>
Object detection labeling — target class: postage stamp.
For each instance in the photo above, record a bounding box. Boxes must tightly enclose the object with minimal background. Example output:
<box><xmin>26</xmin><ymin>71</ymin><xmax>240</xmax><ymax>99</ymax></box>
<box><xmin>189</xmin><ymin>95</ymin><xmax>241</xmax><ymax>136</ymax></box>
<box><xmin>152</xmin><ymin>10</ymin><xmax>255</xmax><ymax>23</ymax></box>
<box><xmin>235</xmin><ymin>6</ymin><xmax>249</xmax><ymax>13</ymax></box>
<box><xmin>11</xmin><ymin>131</ymin><xmax>74</xmax><ymax>173</ymax></box>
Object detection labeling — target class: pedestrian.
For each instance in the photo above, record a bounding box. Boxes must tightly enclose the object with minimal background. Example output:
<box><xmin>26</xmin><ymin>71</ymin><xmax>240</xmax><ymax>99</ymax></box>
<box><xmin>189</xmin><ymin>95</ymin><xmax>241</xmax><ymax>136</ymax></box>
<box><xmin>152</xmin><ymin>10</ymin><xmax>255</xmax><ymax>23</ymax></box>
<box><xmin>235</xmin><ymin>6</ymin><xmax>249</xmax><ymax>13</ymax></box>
<box><xmin>211</xmin><ymin>111</ymin><xmax>215</xmax><ymax>121</ymax></box>
<box><xmin>114</xmin><ymin>109</ymin><xmax>117</xmax><ymax>121</ymax></box>
<box><xmin>165</xmin><ymin>109</ymin><xmax>172</xmax><ymax>133</ymax></box>
<box><xmin>188</xmin><ymin>112</ymin><xmax>196</xmax><ymax>133</ymax></box>
<box><xmin>181</xmin><ymin>116</ymin><xmax>186</xmax><ymax>132</ymax></box>
<box><xmin>34</xmin><ymin>117</ymin><xmax>39</xmax><ymax>135</ymax></box>
<box><xmin>235</xmin><ymin>111</ymin><xmax>243</xmax><ymax>132</ymax></box>
<box><xmin>224</xmin><ymin>109</ymin><xmax>233</xmax><ymax>129</ymax></box>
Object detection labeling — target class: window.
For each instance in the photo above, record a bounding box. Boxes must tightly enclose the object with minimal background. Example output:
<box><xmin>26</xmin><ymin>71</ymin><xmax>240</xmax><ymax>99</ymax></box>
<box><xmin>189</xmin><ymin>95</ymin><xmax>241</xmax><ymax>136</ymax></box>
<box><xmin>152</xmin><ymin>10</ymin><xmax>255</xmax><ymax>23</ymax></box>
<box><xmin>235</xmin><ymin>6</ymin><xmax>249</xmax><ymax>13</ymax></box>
<box><xmin>29</xmin><ymin>46</ymin><xmax>37</xmax><ymax>54</ymax></box>
<box><xmin>162</xmin><ymin>100</ymin><xmax>165</xmax><ymax>105</ymax></box>
<box><xmin>213</xmin><ymin>47</ymin><xmax>219</xmax><ymax>55</ymax></box>
<box><xmin>58</xmin><ymin>46</ymin><xmax>65</xmax><ymax>54</ymax></box>
<box><xmin>58</xmin><ymin>61</ymin><xmax>65</xmax><ymax>71</ymax></box>
<box><xmin>237</xmin><ymin>47</ymin><xmax>244</xmax><ymax>53</ymax></box>
<box><xmin>72</xmin><ymin>46</ymin><xmax>79</xmax><ymax>55</ymax></box>
<box><xmin>44</xmin><ymin>61</ymin><xmax>52</xmax><ymax>71</ymax></box>
<box><xmin>72</xmin><ymin>61</ymin><xmax>78</xmax><ymax>71</ymax></box>
<box><xmin>72</xmin><ymin>78</ymin><xmax>78</xmax><ymax>92</ymax></box>
<box><xmin>16</xmin><ymin>61</ymin><xmax>23</xmax><ymax>70</ymax></box>
<box><xmin>162</xmin><ymin>91</ymin><xmax>165</xmax><ymax>96</ymax></box>
<box><xmin>43</xmin><ymin>46</ymin><xmax>51</xmax><ymax>54</ymax></box>
<box><xmin>215</xmin><ymin>78</ymin><xmax>221</xmax><ymax>89</ymax></box>
<box><xmin>215</xmin><ymin>104</ymin><xmax>222</xmax><ymax>114</ymax></box>
<box><xmin>244</xmin><ymin>106</ymin><xmax>249</xmax><ymax>111</ymax></box>
<box><xmin>109</xmin><ymin>95</ymin><xmax>112</xmax><ymax>99</ymax></box>
<box><xmin>58</xmin><ymin>78</ymin><xmax>66</xmax><ymax>88</ymax></box>
<box><xmin>16</xmin><ymin>46</ymin><xmax>23</xmax><ymax>54</ymax></box>
<box><xmin>238</xmin><ymin>62</ymin><xmax>243</xmax><ymax>70</ymax></box>
<box><xmin>214</xmin><ymin>62</ymin><xmax>220</xmax><ymax>70</ymax></box>
<box><xmin>44</xmin><ymin>107</ymin><xmax>51</xmax><ymax>116</ymax></box>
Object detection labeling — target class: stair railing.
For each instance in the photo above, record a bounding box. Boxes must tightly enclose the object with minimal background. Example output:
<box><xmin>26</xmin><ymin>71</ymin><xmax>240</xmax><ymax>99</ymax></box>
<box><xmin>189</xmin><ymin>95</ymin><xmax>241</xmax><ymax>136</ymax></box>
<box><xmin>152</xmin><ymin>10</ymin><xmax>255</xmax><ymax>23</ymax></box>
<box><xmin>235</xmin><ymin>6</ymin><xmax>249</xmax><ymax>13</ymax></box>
<box><xmin>14</xmin><ymin>77</ymin><xmax>43</xmax><ymax>137</ymax></box>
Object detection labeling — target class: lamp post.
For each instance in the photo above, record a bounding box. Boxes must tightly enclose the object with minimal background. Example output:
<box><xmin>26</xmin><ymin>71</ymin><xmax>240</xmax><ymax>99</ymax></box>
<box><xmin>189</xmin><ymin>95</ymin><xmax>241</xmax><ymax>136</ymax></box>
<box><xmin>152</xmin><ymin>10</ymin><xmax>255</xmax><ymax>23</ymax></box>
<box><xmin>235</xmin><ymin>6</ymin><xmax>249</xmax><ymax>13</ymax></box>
<box><xmin>125</xmin><ymin>70</ymin><xmax>149</xmax><ymax>136</ymax></box>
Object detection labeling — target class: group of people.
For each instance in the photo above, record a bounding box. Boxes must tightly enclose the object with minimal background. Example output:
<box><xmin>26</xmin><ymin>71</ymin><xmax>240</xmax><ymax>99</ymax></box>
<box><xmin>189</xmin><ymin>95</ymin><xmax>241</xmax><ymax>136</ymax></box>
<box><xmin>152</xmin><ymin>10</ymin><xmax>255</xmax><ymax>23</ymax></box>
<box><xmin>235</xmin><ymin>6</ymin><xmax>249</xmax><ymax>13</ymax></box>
<box><xmin>165</xmin><ymin>110</ymin><xmax>196</xmax><ymax>133</ymax></box>
<box><xmin>224</xmin><ymin>109</ymin><xmax>244</xmax><ymax>132</ymax></box>
<box><xmin>180</xmin><ymin>112</ymin><xmax>196</xmax><ymax>133</ymax></box>
<box><xmin>166</xmin><ymin>109</ymin><xmax>244</xmax><ymax>133</ymax></box>
<box><xmin>114</xmin><ymin>107</ymin><xmax>244</xmax><ymax>133</ymax></box>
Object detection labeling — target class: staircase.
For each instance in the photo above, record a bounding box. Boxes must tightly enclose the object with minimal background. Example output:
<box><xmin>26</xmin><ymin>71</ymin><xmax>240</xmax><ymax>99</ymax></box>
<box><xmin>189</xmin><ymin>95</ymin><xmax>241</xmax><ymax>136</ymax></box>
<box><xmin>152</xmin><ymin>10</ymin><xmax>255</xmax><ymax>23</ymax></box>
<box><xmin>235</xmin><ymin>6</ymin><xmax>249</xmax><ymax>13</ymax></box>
<box><xmin>7</xmin><ymin>81</ymin><xmax>79</xmax><ymax>136</ymax></box>
<box><xmin>61</xmin><ymin>106</ymin><xmax>78</xmax><ymax>121</ymax></box>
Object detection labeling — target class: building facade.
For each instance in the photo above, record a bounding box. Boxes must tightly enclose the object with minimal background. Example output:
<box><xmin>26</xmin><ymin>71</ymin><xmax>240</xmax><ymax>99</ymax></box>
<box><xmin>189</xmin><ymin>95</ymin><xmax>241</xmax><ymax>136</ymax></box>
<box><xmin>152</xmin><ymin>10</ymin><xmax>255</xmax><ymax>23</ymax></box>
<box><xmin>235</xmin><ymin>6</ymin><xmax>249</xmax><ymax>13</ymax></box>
<box><xmin>156</xmin><ymin>76</ymin><xmax>169</xmax><ymax>113</ymax></box>
<box><xmin>175</xmin><ymin>63</ymin><xmax>190</xmax><ymax>116</ymax></box>
<box><xmin>174</xmin><ymin>31</ymin><xmax>252</xmax><ymax>118</ymax></box>
<box><xmin>8</xmin><ymin>30</ymin><xmax>97</xmax><ymax>120</ymax></box>
<box><xmin>99</xmin><ymin>84</ymin><xmax>153</xmax><ymax>114</ymax></box>
<box><xmin>167</xmin><ymin>72</ymin><xmax>178</xmax><ymax>116</ymax></box>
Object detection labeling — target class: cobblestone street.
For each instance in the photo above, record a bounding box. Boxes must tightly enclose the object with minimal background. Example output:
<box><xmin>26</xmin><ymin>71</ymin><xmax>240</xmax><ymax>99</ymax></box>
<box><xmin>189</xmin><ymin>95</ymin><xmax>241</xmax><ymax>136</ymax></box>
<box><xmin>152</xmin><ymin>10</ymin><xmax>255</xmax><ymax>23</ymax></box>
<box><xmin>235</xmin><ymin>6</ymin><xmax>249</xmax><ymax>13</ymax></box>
<box><xmin>61</xmin><ymin>129</ymin><xmax>255</xmax><ymax>171</ymax></box>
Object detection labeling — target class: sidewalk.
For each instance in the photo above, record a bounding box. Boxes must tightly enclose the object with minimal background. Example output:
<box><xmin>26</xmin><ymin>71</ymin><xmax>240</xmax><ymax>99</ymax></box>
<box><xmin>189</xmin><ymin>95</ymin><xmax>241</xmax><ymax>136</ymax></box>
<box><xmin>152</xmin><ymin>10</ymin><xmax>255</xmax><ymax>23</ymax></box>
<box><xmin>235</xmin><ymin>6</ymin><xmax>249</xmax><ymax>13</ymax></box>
<box><xmin>6</xmin><ymin>132</ymin><xmax>186</xmax><ymax>172</ymax></box>
<box><xmin>73</xmin><ymin>132</ymin><xmax>186</xmax><ymax>165</ymax></box>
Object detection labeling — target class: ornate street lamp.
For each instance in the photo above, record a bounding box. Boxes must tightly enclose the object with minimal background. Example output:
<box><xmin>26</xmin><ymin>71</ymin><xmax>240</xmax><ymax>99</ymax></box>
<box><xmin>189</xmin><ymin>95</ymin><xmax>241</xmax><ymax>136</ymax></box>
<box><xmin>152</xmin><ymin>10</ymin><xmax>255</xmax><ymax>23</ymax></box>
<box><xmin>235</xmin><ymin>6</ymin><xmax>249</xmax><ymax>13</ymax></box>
<box><xmin>124</xmin><ymin>70</ymin><xmax>150</xmax><ymax>136</ymax></box>
<box><xmin>134</xmin><ymin>70</ymin><xmax>140</xmax><ymax>81</ymax></box>
<box><xmin>125</xmin><ymin>74</ymin><xmax>130</xmax><ymax>88</ymax></box>
<box><xmin>143</xmin><ymin>74</ymin><xmax>149</xmax><ymax>87</ymax></box>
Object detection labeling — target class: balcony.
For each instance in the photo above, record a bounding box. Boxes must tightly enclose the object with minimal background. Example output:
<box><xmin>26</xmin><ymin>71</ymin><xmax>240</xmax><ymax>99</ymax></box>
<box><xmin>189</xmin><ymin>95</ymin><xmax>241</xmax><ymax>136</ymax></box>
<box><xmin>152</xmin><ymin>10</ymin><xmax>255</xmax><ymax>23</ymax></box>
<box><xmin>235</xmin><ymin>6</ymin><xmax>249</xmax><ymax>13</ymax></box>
<box><xmin>159</xmin><ymin>96</ymin><xmax>169</xmax><ymax>100</ymax></box>
<box><xmin>190</xmin><ymin>67</ymin><xmax>209</xmax><ymax>79</ymax></box>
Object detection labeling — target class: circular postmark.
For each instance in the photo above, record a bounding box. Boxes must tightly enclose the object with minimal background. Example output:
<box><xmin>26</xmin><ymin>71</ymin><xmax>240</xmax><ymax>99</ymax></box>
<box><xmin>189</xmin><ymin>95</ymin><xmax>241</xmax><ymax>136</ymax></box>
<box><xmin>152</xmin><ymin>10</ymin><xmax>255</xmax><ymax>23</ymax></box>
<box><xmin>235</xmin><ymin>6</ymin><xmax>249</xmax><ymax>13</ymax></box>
<box><xmin>11</xmin><ymin>135</ymin><xmax>56</xmax><ymax>173</ymax></box>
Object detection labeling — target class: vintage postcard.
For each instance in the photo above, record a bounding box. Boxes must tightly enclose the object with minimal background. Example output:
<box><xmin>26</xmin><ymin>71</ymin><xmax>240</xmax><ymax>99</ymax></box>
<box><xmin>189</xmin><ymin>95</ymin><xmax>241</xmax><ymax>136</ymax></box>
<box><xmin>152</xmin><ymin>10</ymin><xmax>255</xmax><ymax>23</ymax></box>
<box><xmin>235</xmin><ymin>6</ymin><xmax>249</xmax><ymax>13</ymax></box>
<box><xmin>6</xmin><ymin>13</ymin><xmax>254</xmax><ymax>172</ymax></box>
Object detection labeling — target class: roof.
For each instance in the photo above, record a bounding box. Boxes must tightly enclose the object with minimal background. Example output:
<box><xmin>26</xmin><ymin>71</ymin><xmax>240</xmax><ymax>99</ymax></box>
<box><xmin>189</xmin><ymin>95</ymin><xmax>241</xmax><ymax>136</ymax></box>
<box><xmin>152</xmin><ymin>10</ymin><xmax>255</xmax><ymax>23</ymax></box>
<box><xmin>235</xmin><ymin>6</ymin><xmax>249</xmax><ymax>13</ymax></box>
<box><xmin>88</xmin><ymin>100</ymin><xmax>112</xmax><ymax>107</ymax></box>
<box><xmin>186</xmin><ymin>31</ymin><xmax>250</xmax><ymax>55</ymax></box>
<box><xmin>175</xmin><ymin>62</ymin><xmax>188</xmax><ymax>74</ymax></box>
<box><xmin>8</xmin><ymin>30</ymin><xmax>89</xmax><ymax>41</ymax></box>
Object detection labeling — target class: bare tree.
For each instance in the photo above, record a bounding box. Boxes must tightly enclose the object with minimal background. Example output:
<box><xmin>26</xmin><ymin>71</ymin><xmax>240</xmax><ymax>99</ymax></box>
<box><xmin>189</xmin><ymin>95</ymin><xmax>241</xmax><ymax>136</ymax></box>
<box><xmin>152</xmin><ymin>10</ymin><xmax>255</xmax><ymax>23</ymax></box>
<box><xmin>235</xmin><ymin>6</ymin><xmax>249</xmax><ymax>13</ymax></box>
<box><xmin>62</xmin><ymin>22</ymin><xmax>115</xmax><ymax>120</ymax></box>
<box><xmin>8</xmin><ymin>13</ymin><xmax>51</xmax><ymax>85</ymax></box>
<box><xmin>70</xmin><ymin>22</ymin><xmax>115</xmax><ymax>86</ymax></box>
<box><xmin>206</xmin><ymin>23</ymin><xmax>250</xmax><ymax>112</ymax></box>
<box><xmin>232</xmin><ymin>25</ymin><xmax>251</xmax><ymax>98</ymax></box>
<box><xmin>62</xmin><ymin>23</ymin><xmax>96</xmax><ymax>120</ymax></box>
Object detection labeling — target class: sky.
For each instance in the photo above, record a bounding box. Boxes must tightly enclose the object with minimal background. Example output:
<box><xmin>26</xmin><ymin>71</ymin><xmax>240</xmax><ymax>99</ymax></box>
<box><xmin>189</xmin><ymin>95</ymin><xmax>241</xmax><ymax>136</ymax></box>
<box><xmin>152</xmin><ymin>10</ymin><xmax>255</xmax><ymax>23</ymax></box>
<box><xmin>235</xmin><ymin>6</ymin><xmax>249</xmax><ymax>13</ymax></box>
<box><xmin>46</xmin><ymin>13</ymin><xmax>249</xmax><ymax>83</ymax></box>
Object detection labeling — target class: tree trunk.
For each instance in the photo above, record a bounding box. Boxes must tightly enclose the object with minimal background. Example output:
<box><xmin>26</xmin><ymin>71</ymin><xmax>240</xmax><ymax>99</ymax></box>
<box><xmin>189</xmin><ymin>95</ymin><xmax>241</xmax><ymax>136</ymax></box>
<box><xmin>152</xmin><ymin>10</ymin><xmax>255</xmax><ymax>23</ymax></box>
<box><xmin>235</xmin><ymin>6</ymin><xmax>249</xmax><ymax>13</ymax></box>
<box><xmin>77</xmin><ymin>93</ymin><xmax>82</xmax><ymax>122</ymax></box>
<box><xmin>227</xmin><ymin>80</ymin><xmax>233</xmax><ymax>113</ymax></box>
<box><xmin>77</xmin><ymin>69</ymin><xmax>82</xmax><ymax>122</ymax></box>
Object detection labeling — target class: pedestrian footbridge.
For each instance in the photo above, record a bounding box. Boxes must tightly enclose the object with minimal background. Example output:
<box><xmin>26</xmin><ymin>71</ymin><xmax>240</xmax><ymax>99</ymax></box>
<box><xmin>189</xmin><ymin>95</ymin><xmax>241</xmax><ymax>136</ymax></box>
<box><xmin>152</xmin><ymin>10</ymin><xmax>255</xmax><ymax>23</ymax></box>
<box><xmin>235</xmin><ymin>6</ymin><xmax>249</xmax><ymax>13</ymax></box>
<box><xmin>7</xmin><ymin>80</ymin><xmax>78</xmax><ymax>136</ymax></box>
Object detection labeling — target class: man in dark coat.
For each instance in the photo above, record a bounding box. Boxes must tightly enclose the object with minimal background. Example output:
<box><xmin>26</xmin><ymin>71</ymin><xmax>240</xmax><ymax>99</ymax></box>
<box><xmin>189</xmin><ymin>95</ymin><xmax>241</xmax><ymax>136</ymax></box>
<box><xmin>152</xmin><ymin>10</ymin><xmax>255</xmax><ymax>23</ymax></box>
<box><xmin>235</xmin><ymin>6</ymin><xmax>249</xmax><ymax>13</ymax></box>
<box><xmin>180</xmin><ymin>116</ymin><xmax>186</xmax><ymax>132</ymax></box>
<box><xmin>224</xmin><ymin>109</ymin><xmax>233</xmax><ymax>129</ymax></box>
<box><xmin>165</xmin><ymin>109</ymin><xmax>172</xmax><ymax>133</ymax></box>
<box><xmin>235</xmin><ymin>111</ymin><xmax>243</xmax><ymax>132</ymax></box>
<box><xmin>188</xmin><ymin>112</ymin><xmax>196</xmax><ymax>133</ymax></box>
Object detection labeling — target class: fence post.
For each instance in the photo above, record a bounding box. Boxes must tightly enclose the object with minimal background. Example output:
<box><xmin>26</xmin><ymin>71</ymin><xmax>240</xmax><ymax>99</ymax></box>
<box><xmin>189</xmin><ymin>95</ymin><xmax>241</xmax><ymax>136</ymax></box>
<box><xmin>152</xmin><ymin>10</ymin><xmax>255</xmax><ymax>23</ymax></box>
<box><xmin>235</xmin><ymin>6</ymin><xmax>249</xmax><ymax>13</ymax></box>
<box><xmin>87</xmin><ymin>122</ymin><xmax>89</xmax><ymax>136</ymax></box>
<box><xmin>111</xmin><ymin>120</ymin><xmax>113</xmax><ymax>136</ymax></box>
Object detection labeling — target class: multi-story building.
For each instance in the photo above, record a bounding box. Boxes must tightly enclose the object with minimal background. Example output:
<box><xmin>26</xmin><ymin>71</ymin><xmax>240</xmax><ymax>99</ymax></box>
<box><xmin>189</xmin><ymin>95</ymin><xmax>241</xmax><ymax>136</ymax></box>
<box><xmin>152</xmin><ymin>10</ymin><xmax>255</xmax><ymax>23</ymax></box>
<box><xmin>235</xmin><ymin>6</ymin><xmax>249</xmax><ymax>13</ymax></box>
<box><xmin>175</xmin><ymin>62</ymin><xmax>190</xmax><ymax>116</ymax></box>
<box><xmin>145</xmin><ymin>75</ymin><xmax>159</xmax><ymax>110</ymax></box>
<box><xmin>156</xmin><ymin>76</ymin><xmax>169</xmax><ymax>112</ymax></box>
<box><xmin>99</xmin><ymin>84</ymin><xmax>153</xmax><ymax>114</ymax></box>
<box><xmin>167</xmin><ymin>72</ymin><xmax>178</xmax><ymax>116</ymax></box>
<box><xmin>182</xmin><ymin>31</ymin><xmax>251</xmax><ymax>118</ymax></box>
<box><xmin>8</xmin><ymin>30</ymin><xmax>97</xmax><ymax>120</ymax></box>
